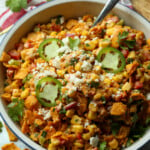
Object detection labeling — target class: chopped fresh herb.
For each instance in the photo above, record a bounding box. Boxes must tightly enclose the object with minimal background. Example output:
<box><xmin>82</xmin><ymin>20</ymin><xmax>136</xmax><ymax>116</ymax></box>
<box><xmin>55</xmin><ymin>15</ymin><xmax>63</xmax><ymax>24</ymax></box>
<box><xmin>65</xmin><ymin>96</ymin><xmax>73</xmax><ymax>104</ymax></box>
<box><xmin>129</xmin><ymin>125</ymin><xmax>147</xmax><ymax>140</ymax></box>
<box><xmin>146</xmin><ymin>117</ymin><xmax>150</xmax><ymax>125</ymax></box>
<box><xmin>101</xmin><ymin>96</ymin><xmax>106</xmax><ymax>104</ymax></box>
<box><xmin>75</xmin><ymin>119</ymin><xmax>79</xmax><ymax>122</ymax></box>
<box><xmin>118</xmin><ymin>31</ymin><xmax>136</xmax><ymax>49</ymax></box>
<box><xmin>23</xmin><ymin>73</ymin><xmax>33</xmax><ymax>84</ymax></box>
<box><xmin>88</xmin><ymin>81</ymin><xmax>99</xmax><ymax>88</ymax></box>
<box><xmin>21</xmin><ymin>86</ymin><xmax>25</xmax><ymax>91</ymax></box>
<box><xmin>99</xmin><ymin>141</ymin><xmax>107</xmax><ymax>150</ymax></box>
<box><xmin>126</xmin><ymin>138</ymin><xmax>133</xmax><ymax>147</ymax></box>
<box><xmin>127</xmin><ymin>58</ymin><xmax>134</xmax><ymax>64</ymax></box>
<box><xmin>53</xmin><ymin>108</ymin><xmax>56</xmax><ymax>112</ymax></box>
<box><xmin>4</xmin><ymin>82</ymin><xmax>9</xmax><ymax>87</ymax></box>
<box><xmin>82</xmin><ymin>50</ymin><xmax>92</xmax><ymax>54</ymax></box>
<box><xmin>118</xmin><ymin>31</ymin><xmax>129</xmax><ymax>41</ymax></box>
<box><xmin>132</xmin><ymin>113</ymin><xmax>138</xmax><ymax>126</ymax></box>
<box><xmin>41</xmin><ymin>131</ymin><xmax>47</xmax><ymax>137</ymax></box>
<box><xmin>59</xmin><ymin>107</ymin><xmax>66</xmax><ymax>114</ymax></box>
<box><xmin>8</xmin><ymin>98</ymin><xmax>24</xmax><ymax>122</ymax></box>
<box><xmin>34</xmin><ymin>27</ymin><xmax>40</xmax><ymax>32</ymax></box>
<box><xmin>6</xmin><ymin>0</ymin><xmax>27</xmax><ymax>12</ymax></box>
<box><xmin>111</xmin><ymin>122</ymin><xmax>121</xmax><ymax>135</ymax></box>
<box><xmin>0</xmin><ymin>121</ymin><xmax>3</xmax><ymax>132</ymax></box>
<box><xmin>147</xmin><ymin>65</ymin><xmax>150</xmax><ymax>70</ymax></box>
<box><xmin>70</xmin><ymin>58</ymin><xmax>78</xmax><ymax>66</ymax></box>
<box><xmin>86</xmin><ymin>43</ymin><xmax>90</xmax><ymax>47</ymax></box>
<box><xmin>124</xmin><ymin>40</ymin><xmax>136</xmax><ymax>49</ymax></box>
<box><xmin>69</xmin><ymin>37</ymin><xmax>80</xmax><ymax>50</ymax></box>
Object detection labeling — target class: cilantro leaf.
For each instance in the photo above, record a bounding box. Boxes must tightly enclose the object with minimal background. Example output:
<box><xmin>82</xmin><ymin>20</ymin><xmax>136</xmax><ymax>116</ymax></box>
<box><xmin>124</xmin><ymin>40</ymin><xmax>136</xmax><ymax>49</ymax></box>
<box><xmin>8</xmin><ymin>98</ymin><xmax>24</xmax><ymax>122</ymax></box>
<box><xmin>70</xmin><ymin>58</ymin><xmax>78</xmax><ymax>66</ymax></box>
<box><xmin>69</xmin><ymin>37</ymin><xmax>80</xmax><ymax>50</ymax></box>
<box><xmin>111</xmin><ymin>122</ymin><xmax>121</xmax><ymax>135</ymax></box>
<box><xmin>23</xmin><ymin>73</ymin><xmax>33</xmax><ymax>84</ymax></box>
<box><xmin>59</xmin><ymin>107</ymin><xmax>66</xmax><ymax>114</ymax></box>
<box><xmin>0</xmin><ymin>121</ymin><xmax>3</xmax><ymax>132</ymax></box>
<box><xmin>118</xmin><ymin>31</ymin><xmax>129</xmax><ymax>40</ymax></box>
<box><xmin>99</xmin><ymin>141</ymin><xmax>107</xmax><ymax>150</ymax></box>
<box><xmin>6</xmin><ymin>0</ymin><xmax>27</xmax><ymax>12</ymax></box>
<box><xmin>88</xmin><ymin>81</ymin><xmax>99</xmax><ymax>88</ymax></box>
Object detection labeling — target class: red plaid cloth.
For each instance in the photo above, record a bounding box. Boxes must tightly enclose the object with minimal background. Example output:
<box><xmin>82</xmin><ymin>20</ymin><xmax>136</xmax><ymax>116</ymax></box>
<box><xmin>0</xmin><ymin>0</ymin><xmax>132</xmax><ymax>32</ymax></box>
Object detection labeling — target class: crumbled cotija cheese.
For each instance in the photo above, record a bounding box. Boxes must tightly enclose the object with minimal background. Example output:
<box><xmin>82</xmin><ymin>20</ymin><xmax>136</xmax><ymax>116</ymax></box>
<box><xmin>81</xmin><ymin>61</ymin><xmax>92</xmax><ymax>71</ymax></box>
<box><xmin>90</xmin><ymin>136</ymin><xmax>99</xmax><ymax>147</ymax></box>
<box><xmin>38</xmin><ymin>108</ymin><xmax>51</xmax><ymax>120</ymax></box>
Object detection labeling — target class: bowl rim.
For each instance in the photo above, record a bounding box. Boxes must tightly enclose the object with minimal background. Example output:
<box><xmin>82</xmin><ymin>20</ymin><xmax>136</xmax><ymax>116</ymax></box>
<box><xmin>0</xmin><ymin>0</ymin><xmax>150</xmax><ymax>150</ymax></box>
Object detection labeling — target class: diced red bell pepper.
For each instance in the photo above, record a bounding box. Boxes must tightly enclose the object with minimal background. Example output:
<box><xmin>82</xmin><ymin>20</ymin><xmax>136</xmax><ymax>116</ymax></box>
<box><xmin>121</xmin><ymin>49</ymin><xmax>129</xmax><ymax>58</ymax></box>
<box><xmin>77</xmin><ymin>133</ymin><xmax>82</xmax><ymax>140</ymax></box>
<box><xmin>7</xmin><ymin>68</ymin><xmax>14</xmax><ymax>78</ymax></box>
<box><xmin>134</xmin><ymin>81</ymin><xmax>143</xmax><ymax>89</ymax></box>
<box><xmin>8</xmin><ymin>50</ymin><xmax>20</xmax><ymax>60</ymax></box>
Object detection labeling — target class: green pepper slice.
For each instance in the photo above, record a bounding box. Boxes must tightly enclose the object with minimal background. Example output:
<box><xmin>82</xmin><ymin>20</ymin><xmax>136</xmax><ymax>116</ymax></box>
<box><xmin>97</xmin><ymin>47</ymin><xmax>126</xmax><ymax>73</ymax></box>
<box><xmin>36</xmin><ymin>77</ymin><xmax>62</xmax><ymax>107</ymax></box>
<box><xmin>38</xmin><ymin>38</ymin><xmax>64</xmax><ymax>61</ymax></box>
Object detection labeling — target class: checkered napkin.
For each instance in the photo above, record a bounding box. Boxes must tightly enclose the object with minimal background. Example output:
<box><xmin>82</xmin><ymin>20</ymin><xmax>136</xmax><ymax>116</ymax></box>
<box><xmin>0</xmin><ymin>0</ymin><xmax>132</xmax><ymax>32</ymax></box>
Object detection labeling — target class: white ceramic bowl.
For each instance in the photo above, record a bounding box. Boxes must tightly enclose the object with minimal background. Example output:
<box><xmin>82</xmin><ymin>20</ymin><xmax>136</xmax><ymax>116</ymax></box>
<box><xmin>0</xmin><ymin>0</ymin><xmax>150</xmax><ymax>149</ymax></box>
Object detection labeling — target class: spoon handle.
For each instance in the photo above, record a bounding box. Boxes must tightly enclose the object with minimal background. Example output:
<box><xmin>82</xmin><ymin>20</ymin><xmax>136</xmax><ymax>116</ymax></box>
<box><xmin>92</xmin><ymin>0</ymin><xmax>120</xmax><ymax>27</ymax></box>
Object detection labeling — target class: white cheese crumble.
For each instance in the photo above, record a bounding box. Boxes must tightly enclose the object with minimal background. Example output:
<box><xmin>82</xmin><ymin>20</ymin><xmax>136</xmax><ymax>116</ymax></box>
<box><xmin>38</xmin><ymin>108</ymin><xmax>51</xmax><ymax>120</ymax></box>
<box><xmin>146</xmin><ymin>93</ymin><xmax>150</xmax><ymax>100</ymax></box>
<box><xmin>90</xmin><ymin>136</ymin><xmax>99</xmax><ymax>147</ymax></box>
<box><xmin>100</xmin><ymin>75</ymin><xmax>105</xmax><ymax>81</ymax></box>
<box><xmin>52</xmin><ymin>56</ymin><xmax>61</xmax><ymax>68</ymax></box>
<box><xmin>60</xmin><ymin>16</ymin><xmax>65</xmax><ymax>24</ymax></box>
<box><xmin>94</xmin><ymin>60</ymin><xmax>102</xmax><ymax>66</ymax></box>
<box><xmin>81</xmin><ymin>61</ymin><xmax>92</xmax><ymax>71</ymax></box>
<box><xmin>106</xmin><ymin>73</ymin><xmax>114</xmax><ymax>79</ymax></box>
<box><xmin>62</xmin><ymin>37</ymin><xmax>69</xmax><ymax>46</ymax></box>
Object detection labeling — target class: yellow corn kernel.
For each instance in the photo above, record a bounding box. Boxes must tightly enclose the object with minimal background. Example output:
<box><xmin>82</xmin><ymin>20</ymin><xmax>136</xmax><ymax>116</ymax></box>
<box><xmin>89</xmin><ymin>103</ymin><xmax>97</xmax><ymax>112</ymax></box>
<box><xmin>75</xmin><ymin>62</ymin><xmax>82</xmax><ymax>71</ymax></box>
<box><xmin>71</xmin><ymin>125</ymin><xmax>84</xmax><ymax>133</ymax></box>
<box><xmin>108</xmin><ymin>139</ymin><xmax>118</xmax><ymax>149</ymax></box>
<box><xmin>136</xmin><ymin>31</ymin><xmax>144</xmax><ymax>40</ymax></box>
<box><xmin>128</xmin><ymin>51</ymin><xmax>136</xmax><ymax>58</ymax></box>
<box><xmin>50</xmin><ymin>32</ymin><xmax>57</xmax><ymax>36</ymax></box>
<box><xmin>122</xmin><ymin>82</ymin><xmax>132</xmax><ymax>92</ymax></box>
<box><xmin>111</xmin><ymin>36</ymin><xmax>119</xmax><ymax>48</ymax></box>
<box><xmin>82</xmin><ymin>133</ymin><xmax>91</xmax><ymax>140</ymax></box>
<box><xmin>104</xmin><ymin>78</ymin><xmax>111</xmax><ymax>85</ymax></box>
<box><xmin>84</xmin><ymin>40</ymin><xmax>97</xmax><ymax>51</ymax></box>
<box><xmin>93</xmin><ymin>65</ymin><xmax>101</xmax><ymax>74</ymax></box>
<box><xmin>59</xmin><ymin>31</ymin><xmax>66</xmax><ymax>36</ymax></box>
<box><xmin>91</xmin><ymin>73</ymin><xmax>99</xmax><ymax>80</ymax></box>
<box><xmin>88</xmin><ymin>124</ymin><xmax>97</xmax><ymax>133</ymax></box>
<box><xmin>57</xmin><ymin>69</ymin><xmax>65</xmax><ymax>77</ymax></box>
<box><xmin>82</xmin><ymin>30</ymin><xmax>88</xmax><ymax>36</ymax></box>
<box><xmin>112</xmin><ymin>74</ymin><xmax>123</xmax><ymax>82</ymax></box>
<box><xmin>51</xmin><ymin>138</ymin><xmax>60</xmax><ymax>146</ymax></box>
<box><xmin>48</xmin><ymin>143</ymin><xmax>57</xmax><ymax>150</ymax></box>
<box><xmin>66</xmin><ymin>109</ymin><xmax>75</xmax><ymax>118</ymax></box>
<box><xmin>34</xmin><ymin>119</ymin><xmax>44</xmax><ymax>126</ymax></box>
<box><xmin>106</xmin><ymin>28</ymin><xmax>114</xmax><ymax>36</ymax></box>
<box><xmin>71</xmin><ymin>115</ymin><xmax>83</xmax><ymax>125</ymax></box>
<box><xmin>99</xmin><ymin>39</ymin><xmax>111</xmax><ymax>48</ymax></box>
<box><xmin>87</xmin><ymin>111</ymin><xmax>97</xmax><ymax>120</ymax></box>
<box><xmin>31</xmin><ymin>91</ymin><xmax>36</xmax><ymax>96</ymax></box>
<box><xmin>21</xmin><ymin>88</ymin><xmax>29</xmax><ymax>99</ymax></box>
<box><xmin>22</xmin><ymin>60</ymin><xmax>30</xmax><ymax>68</ymax></box>
<box><xmin>74</xmin><ymin>141</ymin><xmax>84</xmax><ymax>148</ymax></box>
<box><xmin>123</xmin><ymin>71</ymin><xmax>128</xmax><ymax>78</ymax></box>
<box><xmin>107</xmin><ymin>22</ymin><xmax>115</xmax><ymax>28</ymax></box>
<box><xmin>75</xmin><ymin>28</ymin><xmax>82</xmax><ymax>33</ymax></box>
<box><xmin>1</xmin><ymin>93</ymin><xmax>11</xmax><ymax>102</ymax></box>
<box><xmin>12</xmin><ymin>89</ymin><xmax>20</xmax><ymax>97</ymax></box>
<box><xmin>147</xmin><ymin>39</ymin><xmax>150</xmax><ymax>46</ymax></box>
<box><xmin>93</xmin><ymin>93</ymin><xmax>102</xmax><ymax>100</ymax></box>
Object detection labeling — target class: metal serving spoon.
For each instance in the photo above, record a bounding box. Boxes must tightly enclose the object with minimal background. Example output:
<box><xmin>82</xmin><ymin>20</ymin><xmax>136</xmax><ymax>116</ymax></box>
<box><xmin>92</xmin><ymin>0</ymin><xmax>120</xmax><ymax>27</ymax></box>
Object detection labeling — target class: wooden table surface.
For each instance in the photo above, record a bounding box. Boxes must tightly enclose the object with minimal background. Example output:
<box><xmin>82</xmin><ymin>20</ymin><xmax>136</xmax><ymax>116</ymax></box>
<box><xmin>131</xmin><ymin>0</ymin><xmax>150</xmax><ymax>21</ymax></box>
